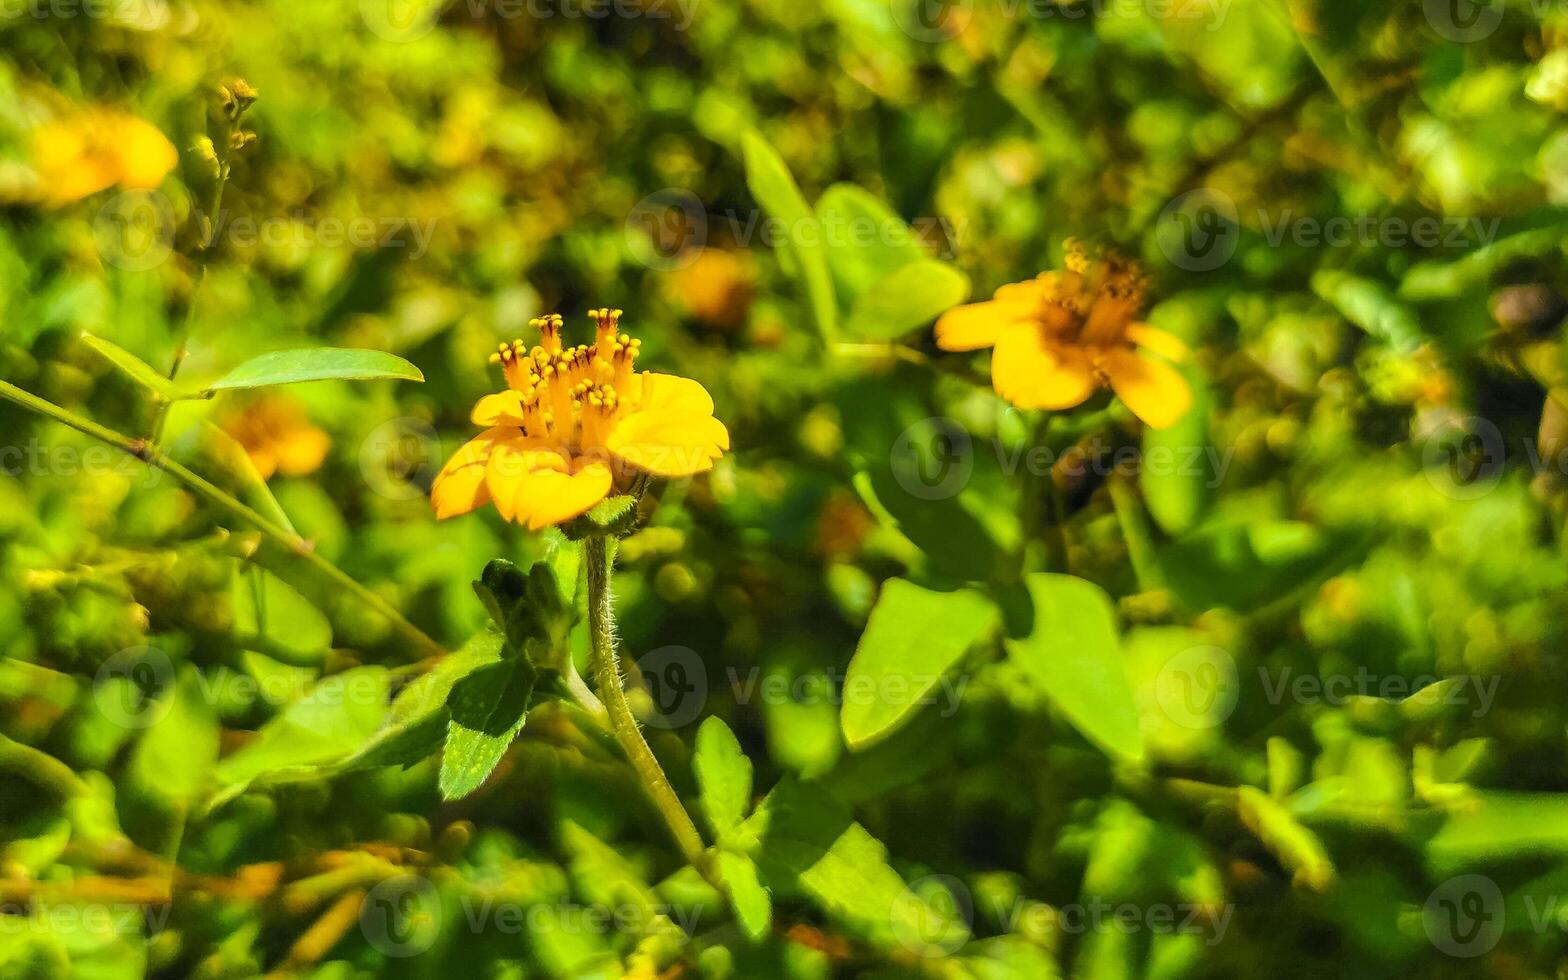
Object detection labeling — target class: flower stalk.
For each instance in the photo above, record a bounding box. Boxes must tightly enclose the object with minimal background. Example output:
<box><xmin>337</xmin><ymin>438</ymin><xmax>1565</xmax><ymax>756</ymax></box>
<box><xmin>583</xmin><ymin>534</ymin><xmax>711</xmax><ymax>876</ymax></box>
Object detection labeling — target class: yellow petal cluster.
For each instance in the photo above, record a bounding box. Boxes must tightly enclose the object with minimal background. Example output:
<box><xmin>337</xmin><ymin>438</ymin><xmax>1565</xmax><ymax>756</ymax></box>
<box><xmin>936</xmin><ymin>242</ymin><xmax>1193</xmax><ymax>429</ymax></box>
<box><xmin>31</xmin><ymin>108</ymin><xmax>178</xmax><ymax>208</ymax></box>
<box><xmin>432</xmin><ymin>309</ymin><xmax>730</xmax><ymax>530</ymax></box>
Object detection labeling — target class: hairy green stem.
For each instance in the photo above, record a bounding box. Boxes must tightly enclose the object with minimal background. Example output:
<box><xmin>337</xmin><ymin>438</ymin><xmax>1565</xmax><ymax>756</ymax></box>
<box><xmin>584</xmin><ymin>535</ymin><xmax>711</xmax><ymax>875</ymax></box>
<box><xmin>0</xmin><ymin>378</ymin><xmax>444</xmax><ymax>660</ymax></box>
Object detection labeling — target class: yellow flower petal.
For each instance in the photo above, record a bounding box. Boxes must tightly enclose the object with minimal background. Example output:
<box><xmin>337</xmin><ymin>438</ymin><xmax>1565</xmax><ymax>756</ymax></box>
<box><xmin>432</xmin><ymin>430</ymin><xmax>504</xmax><ymax>519</ymax></box>
<box><xmin>471</xmin><ymin>390</ymin><xmax>528</xmax><ymax>426</ymax></box>
<box><xmin>991</xmin><ymin>328</ymin><xmax>1096</xmax><ymax>410</ymax></box>
<box><xmin>113</xmin><ymin>115</ymin><xmax>178</xmax><ymax>190</ymax></box>
<box><xmin>513</xmin><ymin>460</ymin><xmax>613</xmax><ymax>531</ymax></box>
<box><xmin>634</xmin><ymin>372</ymin><xmax>715</xmax><ymax>415</ymax></box>
<box><xmin>607</xmin><ymin>410</ymin><xmax>730</xmax><ymax>477</ymax></box>
<box><xmin>32</xmin><ymin>121</ymin><xmax>118</xmax><ymax>207</ymax></box>
<box><xmin>1097</xmin><ymin>348</ymin><xmax>1193</xmax><ymax>430</ymax></box>
<box><xmin>484</xmin><ymin>436</ymin><xmax>568</xmax><ymax>522</ymax></box>
<box><xmin>934</xmin><ymin>299</ymin><xmax>1033</xmax><ymax>352</ymax></box>
<box><xmin>1125</xmin><ymin>323</ymin><xmax>1190</xmax><ymax>363</ymax></box>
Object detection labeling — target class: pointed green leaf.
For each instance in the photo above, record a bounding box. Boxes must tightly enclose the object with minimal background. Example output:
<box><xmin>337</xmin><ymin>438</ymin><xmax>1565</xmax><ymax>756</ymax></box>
<box><xmin>841</xmin><ymin>579</ymin><xmax>996</xmax><ymax>750</ymax></box>
<box><xmin>815</xmin><ymin>183</ymin><xmax>926</xmax><ymax>302</ymax></box>
<box><xmin>1140</xmin><ymin>361</ymin><xmax>1214</xmax><ymax>535</ymax></box>
<box><xmin>741</xmin><ymin>131</ymin><xmax>838</xmax><ymax>340</ymax></box>
<box><xmin>204</xmin><ymin>347</ymin><xmax>424</xmax><ymax>392</ymax></box>
<box><xmin>842</xmin><ymin>259</ymin><xmax>970</xmax><ymax>341</ymax></box>
<box><xmin>130</xmin><ymin>667</ymin><xmax>218</xmax><ymax>805</ymax></box>
<box><xmin>695</xmin><ymin>717</ymin><xmax>753</xmax><ymax>836</ymax></box>
<box><xmin>1005</xmin><ymin>574</ymin><xmax>1145</xmax><ymax>763</ymax></box>
<box><xmin>439</xmin><ymin>657</ymin><xmax>537</xmax><ymax>800</ymax></box>
<box><xmin>80</xmin><ymin>334</ymin><xmax>179</xmax><ymax>399</ymax></box>
<box><xmin>718</xmin><ymin>850</ymin><xmax>772</xmax><ymax>943</ymax></box>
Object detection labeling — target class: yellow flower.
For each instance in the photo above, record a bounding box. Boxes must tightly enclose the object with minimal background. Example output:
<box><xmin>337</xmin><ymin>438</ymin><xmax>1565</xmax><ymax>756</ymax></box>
<box><xmin>31</xmin><ymin>108</ymin><xmax>178</xmax><ymax>208</ymax></box>
<box><xmin>221</xmin><ymin>395</ymin><xmax>332</xmax><ymax>480</ymax></box>
<box><xmin>935</xmin><ymin>243</ymin><xmax>1193</xmax><ymax>429</ymax></box>
<box><xmin>432</xmin><ymin>309</ymin><xmax>730</xmax><ymax>530</ymax></box>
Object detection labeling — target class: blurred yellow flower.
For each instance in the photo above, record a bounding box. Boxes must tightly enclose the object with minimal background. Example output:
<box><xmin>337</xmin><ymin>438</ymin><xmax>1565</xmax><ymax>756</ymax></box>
<box><xmin>936</xmin><ymin>243</ymin><xmax>1193</xmax><ymax>429</ymax></box>
<box><xmin>222</xmin><ymin>395</ymin><xmax>332</xmax><ymax>480</ymax></box>
<box><xmin>31</xmin><ymin>108</ymin><xmax>178</xmax><ymax>208</ymax></box>
<box><xmin>432</xmin><ymin>309</ymin><xmax>730</xmax><ymax>530</ymax></box>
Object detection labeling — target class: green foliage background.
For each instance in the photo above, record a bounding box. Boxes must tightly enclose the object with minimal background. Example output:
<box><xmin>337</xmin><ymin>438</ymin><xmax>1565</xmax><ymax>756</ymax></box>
<box><xmin>4</xmin><ymin>0</ymin><xmax>1568</xmax><ymax>977</ymax></box>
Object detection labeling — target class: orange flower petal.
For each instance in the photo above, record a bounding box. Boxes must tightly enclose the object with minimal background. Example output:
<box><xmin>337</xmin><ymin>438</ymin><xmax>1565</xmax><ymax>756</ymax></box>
<box><xmin>1126</xmin><ymin>323</ymin><xmax>1190</xmax><ymax>363</ymax></box>
<box><xmin>991</xmin><ymin>328</ymin><xmax>1097</xmax><ymax>410</ymax></box>
<box><xmin>607</xmin><ymin>409</ymin><xmax>730</xmax><ymax>477</ymax></box>
<box><xmin>513</xmin><ymin>460</ymin><xmax>613</xmax><ymax>531</ymax></box>
<box><xmin>432</xmin><ymin>430</ymin><xmax>505</xmax><ymax>519</ymax></box>
<box><xmin>471</xmin><ymin>390</ymin><xmax>528</xmax><ymax>426</ymax></box>
<box><xmin>271</xmin><ymin>427</ymin><xmax>331</xmax><ymax>476</ymax></box>
<box><xmin>484</xmin><ymin>436</ymin><xmax>568</xmax><ymax>522</ymax></box>
<box><xmin>1097</xmin><ymin>348</ymin><xmax>1193</xmax><ymax>430</ymax></box>
<box><xmin>634</xmin><ymin>372</ymin><xmax>715</xmax><ymax>415</ymax></box>
<box><xmin>934</xmin><ymin>300</ymin><xmax>1033</xmax><ymax>352</ymax></box>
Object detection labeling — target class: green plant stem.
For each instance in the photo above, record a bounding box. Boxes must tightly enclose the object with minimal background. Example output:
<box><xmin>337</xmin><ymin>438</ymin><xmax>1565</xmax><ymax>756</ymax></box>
<box><xmin>0</xmin><ymin>378</ymin><xmax>444</xmax><ymax>660</ymax></box>
<box><xmin>583</xmin><ymin>535</ymin><xmax>712</xmax><ymax>878</ymax></box>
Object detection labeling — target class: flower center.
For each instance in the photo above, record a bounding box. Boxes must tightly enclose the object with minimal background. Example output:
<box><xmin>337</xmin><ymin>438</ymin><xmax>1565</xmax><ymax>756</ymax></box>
<box><xmin>488</xmin><ymin>309</ymin><xmax>642</xmax><ymax>453</ymax></box>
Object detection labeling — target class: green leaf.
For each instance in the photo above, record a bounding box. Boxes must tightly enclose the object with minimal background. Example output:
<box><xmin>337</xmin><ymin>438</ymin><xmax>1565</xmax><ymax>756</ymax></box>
<box><xmin>741</xmin><ymin>131</ymin><xmax>838</xmax><ymax>340</ymax></box>
<box><xmin>1159</xmin><ymin>521</ymin><xmax>1369</xmax><ymax>613</ymax></box>
<box><xmin>814</xmin><ymin>183</ymin><xmax>926</xmax><ymax>302</ymax></box>
<box><xmin>130</xmin><ymin>666</ymin><xmax>219</xmax><ymax>805</ymax></box>
<box><xmin>229</xmin><ymin>569</ymin><xmax>332</xmax><ymax>665</ymax></box>
<box><xmin>842</xmin><ymin>259</ymin><xmax>970</xmax><ymax>341</ymax></box>
<box><xmin>695</xmin><ymin>717</ymin><xmax>753</xmax><ymax>836</ymax></box>
<box><xmin>746</xmin><ymin>778</ymin><xmax>948</xmax><ymax>950</ymax></box>
<box><xmin>80</xmin><ymin>334</ymin><xmax>179</xmax><ymax>399</ymax></box>
<box><xmin>343</xmin><ymin>632</ymin><xmax>505</xmax><ymax>771</ymax></box>
<box><xmin>209</xmin><ymin>666</ymin><xmax>391</xmax><ymax>809</ymax></box>
<box><xmin>1140</xmin><ymin>361</ymin><xmax>1214</xmax><ymax>535</ymax></box>
<box><xmin>1005</xmin><ymin>574</ymin><xmax>1145</xmax><ymax>763</ymax></box>
<box><xmin>204</xmin><ymin>347</ymin><xmax>424</xmax><ymax>392</ymax></box>
<box><xmin>438</xmin><ymin>656</ymin><xmax>537</xmax><ymax>801</ymax></box>
<box><xmin>841</xmin><ymin>579</ymin><xmax>995</xmax><ymax>750</ymax></box>
<box><xmin>718</xmin><ymin>850</ymin><xmax>772</xmax><ymax>943</ymax></box>
<box><xmin>472</xmin><ymin>558</ymin><xmax>575</xmax><ymax>670</ymax></box>
<box><xmin>1426</xmin><ymin>791</ymin><xmax>1568</xmax><ymax>868</ymax></box>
